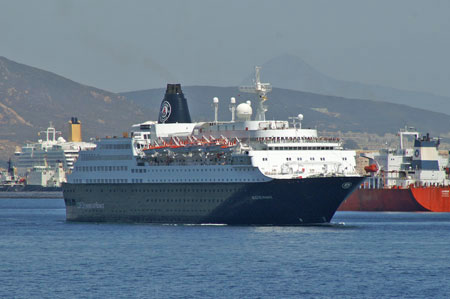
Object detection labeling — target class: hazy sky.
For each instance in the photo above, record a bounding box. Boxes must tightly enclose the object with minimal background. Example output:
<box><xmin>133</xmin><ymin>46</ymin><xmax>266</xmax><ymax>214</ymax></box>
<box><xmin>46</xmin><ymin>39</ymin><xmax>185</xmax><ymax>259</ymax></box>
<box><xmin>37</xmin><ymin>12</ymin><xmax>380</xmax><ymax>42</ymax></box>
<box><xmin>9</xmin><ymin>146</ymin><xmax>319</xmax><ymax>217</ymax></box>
<box><xmin>1</xmin><ymin>0</ymin><xmax>450</xmax><ymax>97</ymax></box>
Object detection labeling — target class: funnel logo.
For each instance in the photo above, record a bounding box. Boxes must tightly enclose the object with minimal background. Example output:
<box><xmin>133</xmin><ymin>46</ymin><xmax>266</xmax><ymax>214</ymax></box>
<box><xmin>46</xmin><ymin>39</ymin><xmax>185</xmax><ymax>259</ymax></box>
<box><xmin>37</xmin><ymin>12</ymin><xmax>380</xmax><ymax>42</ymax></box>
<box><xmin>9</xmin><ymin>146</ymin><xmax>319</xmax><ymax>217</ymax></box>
<box><xmin>415</xmin><ymin>149</ymin><xmax>420</xmax><ymax>158</ymax></box>
<box><xmin>159</xmin><ymin>101</ymin><xmax>172</xmax><ymax>123</ymax></box>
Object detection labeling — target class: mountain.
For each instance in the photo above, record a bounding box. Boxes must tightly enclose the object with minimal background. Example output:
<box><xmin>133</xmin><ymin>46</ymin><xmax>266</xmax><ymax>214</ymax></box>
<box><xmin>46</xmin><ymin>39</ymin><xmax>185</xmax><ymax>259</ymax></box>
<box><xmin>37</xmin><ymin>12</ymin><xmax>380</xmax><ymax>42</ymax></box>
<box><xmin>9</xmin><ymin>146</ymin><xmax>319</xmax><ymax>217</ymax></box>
<box><xmin>122</xmin><ymin>86</ymin><xmax>450</xmax><ymax>136</ymax></box>
<box><xmin>0</xmin><ymin>56</ymin><xmax>155</xmax><ymax>166</ymax></box>
<box><xmin>2</xmin><ymin>55</ymin><xmax>450</xmax><ymax>166</ymax></box>
<box><xmin>0</xmin><ymin>56</ymin><xmax>153</xmax><ymax>142</ymax></box>
<box><xmin>241</xmin><ymin>54</ymin><xmax>450</xmax><ymax>115</ymax></box>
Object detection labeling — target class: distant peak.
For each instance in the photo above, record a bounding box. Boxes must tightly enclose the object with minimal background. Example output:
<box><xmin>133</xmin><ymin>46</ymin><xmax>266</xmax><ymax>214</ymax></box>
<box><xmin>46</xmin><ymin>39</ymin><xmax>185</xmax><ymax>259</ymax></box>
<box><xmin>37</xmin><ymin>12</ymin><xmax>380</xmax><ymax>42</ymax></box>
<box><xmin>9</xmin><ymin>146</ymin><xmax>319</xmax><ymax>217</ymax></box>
<box><xmin>262</xmin><ymin>54</ymin><xmax>320</xmax><ymax>74</ymax></box>
<box><xmin>240</xmin><ymin>54</ymin><xmax>329</xmax><ymax>87</ymax></box>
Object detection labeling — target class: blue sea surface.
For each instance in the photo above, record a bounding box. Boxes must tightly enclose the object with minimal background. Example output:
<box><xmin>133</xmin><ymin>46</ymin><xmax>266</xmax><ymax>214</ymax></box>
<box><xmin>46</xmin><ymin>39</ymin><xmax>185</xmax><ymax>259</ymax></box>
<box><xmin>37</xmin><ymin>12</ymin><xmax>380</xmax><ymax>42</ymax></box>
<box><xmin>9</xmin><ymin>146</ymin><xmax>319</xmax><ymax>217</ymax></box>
<box><xmin>1</xmin><ymin>198</ymin><xmax>449</xmax><ymax>298</ymax></box>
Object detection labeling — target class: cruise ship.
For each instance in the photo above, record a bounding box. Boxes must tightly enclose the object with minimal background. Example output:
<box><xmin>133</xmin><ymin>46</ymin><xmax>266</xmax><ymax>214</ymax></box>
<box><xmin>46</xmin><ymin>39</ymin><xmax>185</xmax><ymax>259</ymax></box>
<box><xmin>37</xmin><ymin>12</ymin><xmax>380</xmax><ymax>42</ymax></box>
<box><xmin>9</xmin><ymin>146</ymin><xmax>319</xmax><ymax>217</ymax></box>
<box><xmin>63</xmin><ymin>68</ymin><xmax>364</xmax><ymax>225</ymax></box>
<box><xmin>15</xmin><ymin>118</ymin><xmax>96</xmax><ymax>189</ymax></box>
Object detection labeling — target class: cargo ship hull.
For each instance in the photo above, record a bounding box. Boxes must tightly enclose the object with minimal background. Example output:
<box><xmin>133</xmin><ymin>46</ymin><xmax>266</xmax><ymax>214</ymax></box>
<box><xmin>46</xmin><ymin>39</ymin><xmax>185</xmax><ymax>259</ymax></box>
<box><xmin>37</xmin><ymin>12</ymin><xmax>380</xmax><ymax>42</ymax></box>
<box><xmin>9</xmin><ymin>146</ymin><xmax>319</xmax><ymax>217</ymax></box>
<box><xmin>63</xmin><ymin>176</ymin><xmax>363</xmax><ymax>225</ymax></box>
<box><xmin>339</xmin><ymin>187</ymin><xmax>450</xmax><ymax>212</ymax></box>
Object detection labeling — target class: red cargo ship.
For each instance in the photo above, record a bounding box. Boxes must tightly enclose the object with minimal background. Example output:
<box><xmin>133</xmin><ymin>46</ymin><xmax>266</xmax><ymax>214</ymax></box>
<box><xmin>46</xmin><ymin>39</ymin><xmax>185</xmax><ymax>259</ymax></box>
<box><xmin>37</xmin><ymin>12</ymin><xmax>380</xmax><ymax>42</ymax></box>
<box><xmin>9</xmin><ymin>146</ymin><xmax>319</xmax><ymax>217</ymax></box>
<box><xmin>341</xmin><ymin>187</ymin><xmax>450</xmax><ymax>212</ymax></box>
<box><xmin>340</xmin><ymin>128</ymin><xmax>450</xmax><ymax>212</ymax></box>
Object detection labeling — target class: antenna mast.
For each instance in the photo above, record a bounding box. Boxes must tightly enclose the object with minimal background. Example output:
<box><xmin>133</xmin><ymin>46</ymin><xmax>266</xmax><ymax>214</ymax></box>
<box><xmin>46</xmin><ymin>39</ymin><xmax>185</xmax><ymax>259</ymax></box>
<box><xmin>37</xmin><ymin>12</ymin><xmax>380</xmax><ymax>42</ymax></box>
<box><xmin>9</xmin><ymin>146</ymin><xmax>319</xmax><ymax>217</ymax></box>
<box><xmin>239</xmin><ymin>66</ymin><xmax>272</xmax><ymax>121</ymax></box>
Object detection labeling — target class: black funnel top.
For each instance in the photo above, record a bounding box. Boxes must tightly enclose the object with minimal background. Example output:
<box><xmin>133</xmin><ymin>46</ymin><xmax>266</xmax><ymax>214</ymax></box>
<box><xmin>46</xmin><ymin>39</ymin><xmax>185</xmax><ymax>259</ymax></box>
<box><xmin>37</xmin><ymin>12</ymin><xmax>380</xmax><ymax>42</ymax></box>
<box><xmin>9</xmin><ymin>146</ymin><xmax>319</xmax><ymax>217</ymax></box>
<box><xmin>158</xmin><ymin>84</ymin><xmax>192</xmax><ymax>123</ymax></box>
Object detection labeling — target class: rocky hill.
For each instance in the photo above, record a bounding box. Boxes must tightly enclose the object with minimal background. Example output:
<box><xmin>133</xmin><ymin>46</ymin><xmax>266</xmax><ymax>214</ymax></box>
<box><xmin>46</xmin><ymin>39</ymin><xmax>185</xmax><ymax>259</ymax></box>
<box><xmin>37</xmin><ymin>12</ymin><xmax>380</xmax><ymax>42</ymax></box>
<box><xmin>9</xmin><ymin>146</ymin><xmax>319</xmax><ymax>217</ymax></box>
<box><xmin>0</xmin><ymin>56</ymin><xmax>154</xmax><ymax>164</ymax></box>
<box><xmin>0</xmin><ymin>56</ymin><xmax>155</xmax><ymax>140</ymax></box>
<box><xmin>123</xmin><ymin>86</ymin><xmax>450</xmax><ymax>136</ymax></box>
<box><xmin>2</xmin><ymin>56</ymin><xmax>450</xmax><ymax>166</ymax></box>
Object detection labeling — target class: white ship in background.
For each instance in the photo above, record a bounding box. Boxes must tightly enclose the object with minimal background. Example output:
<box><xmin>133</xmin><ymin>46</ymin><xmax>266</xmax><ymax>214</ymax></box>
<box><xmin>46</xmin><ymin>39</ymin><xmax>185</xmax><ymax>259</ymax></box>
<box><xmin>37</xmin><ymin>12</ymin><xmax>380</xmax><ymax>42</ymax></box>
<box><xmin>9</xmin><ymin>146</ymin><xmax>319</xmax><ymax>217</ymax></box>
<box><xmin>13</xmin><ymin>118</ymin><xmax>96</xmax><ymax>190</ymax></box>
<box><xmin>64</xmin><ymin>67</ymin><xmax>363</xmax><ymax>225</ymax></box>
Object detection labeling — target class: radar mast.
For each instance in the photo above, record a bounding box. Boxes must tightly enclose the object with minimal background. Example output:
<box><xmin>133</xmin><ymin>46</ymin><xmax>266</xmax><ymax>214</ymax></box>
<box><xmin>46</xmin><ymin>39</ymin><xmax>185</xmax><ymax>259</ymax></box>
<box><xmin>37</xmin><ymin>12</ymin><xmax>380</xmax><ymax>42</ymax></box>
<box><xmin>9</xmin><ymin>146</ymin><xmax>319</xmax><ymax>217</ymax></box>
<box><xmin>239</xmin><ymin>66</ymin><xmax>272</xmax><ymax>121</ymax></box>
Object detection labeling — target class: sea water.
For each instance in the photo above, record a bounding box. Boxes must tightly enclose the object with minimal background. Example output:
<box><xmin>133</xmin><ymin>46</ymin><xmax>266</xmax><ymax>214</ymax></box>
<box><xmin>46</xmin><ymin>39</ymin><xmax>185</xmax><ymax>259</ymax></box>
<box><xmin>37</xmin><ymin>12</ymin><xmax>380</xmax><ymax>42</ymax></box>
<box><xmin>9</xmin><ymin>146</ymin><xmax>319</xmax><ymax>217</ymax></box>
<box><xmin>0</xmin><ymin>198</ymin><xmax>449</xmax><ymax>298</ymax></box>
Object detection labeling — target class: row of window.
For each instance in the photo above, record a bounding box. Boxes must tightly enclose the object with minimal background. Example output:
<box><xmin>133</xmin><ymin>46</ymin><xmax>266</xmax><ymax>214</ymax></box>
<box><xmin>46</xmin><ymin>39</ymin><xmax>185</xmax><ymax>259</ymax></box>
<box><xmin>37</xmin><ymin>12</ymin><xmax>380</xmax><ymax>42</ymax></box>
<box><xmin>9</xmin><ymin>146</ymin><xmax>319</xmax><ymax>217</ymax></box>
<box><xmin>267</xmin><ymin>146</ymin><xmax>335</xmax><ymax>151</ymax></box>
<box><xmin>73</xmin><ymin>177</ymin><xmax>264</xmax><ymax>184</ymax></box>
<box><xmin>146</xmin><ymin>178</ymin><xmax>262</xmax><ymax>182</ymax></box>
<box><xmin>71</xmin><ymin>188</ymin><xmax>238</xmax><ymax>193</ymax></box>
<box><xmin>75</xmin><ymin>166</ymin><xmax>128</xmax><ymax>172</ymax></box>
<box><xmin>263</xmin><ymin>157</ymin><xmax>347</xmax><ymax>162</ymax></box>
<box><xmin>73</xmin><ymin>178</ymin><xmax>128</xmax><ymax>184</ymax></box>
<box><xmin>77</xmin><ymin>209</ymin><xmax>212</xmax><ymax>218</ymax></box>
<box><xmin>80</xmin><ymin>155</ymin><xmax>131</xmax><ymax>161</ymax></box>
<box><xmin>78</xmin><ymin>167</ymin><xmax>255</xmax><ymax>173</ymax></box>
<box><xmin>76</xmin><ymin>159</ymin><xmax>349</xmax><ymax>172</ymax></box>
<box><xmin>144</xmin><ymin>168</ymin><xmax>255</xmax><ymax>172</ymax></box>
<box><xmin>144</xmin><ymin>198</ymin><xmax>224</xmax><ymax>203</ymax></box>
<box><xmin>131</xmin><ymin>169</ymin><xmax>147</xmax><ymax>173</ymax></box>
<box><xmin>99</xmin><ymin>144</ymin><xmax>131</xmax><ymax>150</ymax></box>
<box><xmin>108</xmin><ymin>209</ymin><xmax>211</xmax><ymax>216</ymax></box>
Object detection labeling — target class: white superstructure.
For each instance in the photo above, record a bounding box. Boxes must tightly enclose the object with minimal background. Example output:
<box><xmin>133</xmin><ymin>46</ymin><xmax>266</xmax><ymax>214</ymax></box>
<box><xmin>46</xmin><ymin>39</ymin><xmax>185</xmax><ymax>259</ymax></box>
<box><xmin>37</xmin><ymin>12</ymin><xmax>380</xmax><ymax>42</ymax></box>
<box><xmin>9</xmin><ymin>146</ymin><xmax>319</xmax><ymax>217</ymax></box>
<box><xmin>68</xmin><ymin>67</ymin><xmax>357</xmax><ymax>185</ymax></box>
<box><xmin>15</xmin><ymin>122</ymin><xmax>96</xmax><ymax>181</ymax></box>
<box><xmin>362</xmin><ymin>127</ymin><xmax>450</xmax><ymax>188</ymax></box>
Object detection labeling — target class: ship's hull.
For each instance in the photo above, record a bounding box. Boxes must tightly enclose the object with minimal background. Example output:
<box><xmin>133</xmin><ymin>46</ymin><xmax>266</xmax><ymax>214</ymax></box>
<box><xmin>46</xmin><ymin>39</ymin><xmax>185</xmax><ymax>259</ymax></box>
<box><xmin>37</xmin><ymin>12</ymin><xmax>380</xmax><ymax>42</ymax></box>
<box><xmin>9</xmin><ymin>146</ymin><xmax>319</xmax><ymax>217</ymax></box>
<box><xmin>0</xmin><ymin>184</ymin><xmax>26</xmax><ymax>192</ymax></box>
<box><xmin>63</xmin><ymin>176</ymin><xmax>363</xmax><ymax>225</ymax></box>
<box><xmin>23</xmin><ymin>185</ymin><xmax>62</xmax><ymax>192</ymax></box>
<box><xmin>339</xmin><ymin>187</ymin><xmax>450</xmax><ymax>212</ymax></box>
<box><xmin>0</xmin><ymin>185</ymin><xmax>62</xmax><ymax>192</ymax></box>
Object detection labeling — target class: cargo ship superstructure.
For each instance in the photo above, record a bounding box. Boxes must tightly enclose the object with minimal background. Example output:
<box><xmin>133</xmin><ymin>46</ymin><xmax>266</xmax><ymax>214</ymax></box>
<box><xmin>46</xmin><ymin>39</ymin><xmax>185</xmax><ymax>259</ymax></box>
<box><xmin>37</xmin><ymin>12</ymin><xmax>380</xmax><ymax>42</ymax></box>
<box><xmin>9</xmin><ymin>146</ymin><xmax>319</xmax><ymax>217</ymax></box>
<box><xmin>63</xmin><ymin>68</ymin><xmax>363</xmax><ymax>225</ymax></box>
<box><xmin>339</xmin><ymin>128</ymin><xmax>450</xmax><ymax>212</ymax></box>
<box><xmin>0</xmin><ymin>159</ymin><xmax>26</xmax><ymax>191</ymax></box>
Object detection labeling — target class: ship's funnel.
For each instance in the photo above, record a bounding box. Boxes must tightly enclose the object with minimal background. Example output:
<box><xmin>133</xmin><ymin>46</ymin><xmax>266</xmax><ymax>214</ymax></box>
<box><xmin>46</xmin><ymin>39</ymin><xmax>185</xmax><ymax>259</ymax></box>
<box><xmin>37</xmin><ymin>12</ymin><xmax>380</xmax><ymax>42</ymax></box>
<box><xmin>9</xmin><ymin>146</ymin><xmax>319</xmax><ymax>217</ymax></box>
<box><xmin>158</xmin><ymin>84</ymin><xmax>192</xmax><ymax>124</ymax></box>
<box><xmin>69</xmin><ymin>117</ymin><xmax>82</xmax><ymax>142</ymax></box>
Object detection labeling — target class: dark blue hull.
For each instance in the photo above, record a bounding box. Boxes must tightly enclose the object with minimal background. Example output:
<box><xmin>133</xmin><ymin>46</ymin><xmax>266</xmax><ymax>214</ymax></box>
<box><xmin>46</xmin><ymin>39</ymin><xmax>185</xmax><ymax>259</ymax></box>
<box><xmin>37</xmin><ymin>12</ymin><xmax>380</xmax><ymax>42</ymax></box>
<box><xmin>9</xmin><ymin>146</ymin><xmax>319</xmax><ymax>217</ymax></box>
<box><xmin>0</xmin><ymin>185</ymin><xmax>62</xmax><ymax>192</ymax></box>
<box><xmin>201</xmin><ymin>176</ymin><xmax>363</xmax><ymax>225</ymax></box>
<box><xmin>23</xmin><ymin>185</ymin><xmax>62</xmax><ymax>192</ymax></box>
<box><xmin>63</xmin><ymin>176</ymin><xmax>363</xmax><ymax>225</ymax></box>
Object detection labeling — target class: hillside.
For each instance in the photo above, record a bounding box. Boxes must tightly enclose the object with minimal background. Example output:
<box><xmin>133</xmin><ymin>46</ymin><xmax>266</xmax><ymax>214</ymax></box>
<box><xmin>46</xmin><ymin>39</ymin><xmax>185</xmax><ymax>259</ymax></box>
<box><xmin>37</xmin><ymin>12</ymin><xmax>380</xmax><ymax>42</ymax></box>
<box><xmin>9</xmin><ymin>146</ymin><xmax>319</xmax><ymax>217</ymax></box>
<box><xmin>2</xmin><ymin>56</ymin><xmax>450</xmax><ymax>166</ymax></box>
<box><xmin>242</xmin><ymin>54</ymin><xmax>450</xmax><ymax>115</ymax></box>
<box><xmin>0</xmin><ymin>57</ymin><xmax>153</xmax><ymax>138</ymax></box>
<box><xmin>122</xmin><ymin>86</ymin><xmax>450</xmax><ymax>136</ymax></box>
<box><xmin>0</xmin><ymin>56</ymin><xmax>156</xmax><ymax>165</ymax></box>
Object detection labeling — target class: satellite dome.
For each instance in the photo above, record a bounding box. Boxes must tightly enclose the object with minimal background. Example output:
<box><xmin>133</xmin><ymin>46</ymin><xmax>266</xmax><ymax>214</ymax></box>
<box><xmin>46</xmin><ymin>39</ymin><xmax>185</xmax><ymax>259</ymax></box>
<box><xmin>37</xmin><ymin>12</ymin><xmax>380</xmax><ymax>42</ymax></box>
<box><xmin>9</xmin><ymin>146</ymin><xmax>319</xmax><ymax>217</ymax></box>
<box><xmin>236</xmin><ymin>103</ymin><xmax>252</xmax><ymax>121</ymax></box>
